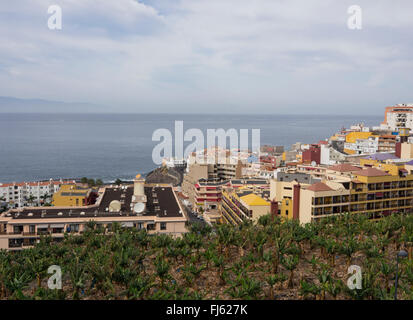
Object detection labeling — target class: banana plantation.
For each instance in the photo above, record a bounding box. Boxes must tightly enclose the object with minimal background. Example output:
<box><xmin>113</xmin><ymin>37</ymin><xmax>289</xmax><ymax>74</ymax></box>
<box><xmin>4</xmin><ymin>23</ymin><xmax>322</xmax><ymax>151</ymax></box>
<box><xmin>0</xmin><ymin>213</ymin><xmax>412</xmax><ymax>300</ymax></box>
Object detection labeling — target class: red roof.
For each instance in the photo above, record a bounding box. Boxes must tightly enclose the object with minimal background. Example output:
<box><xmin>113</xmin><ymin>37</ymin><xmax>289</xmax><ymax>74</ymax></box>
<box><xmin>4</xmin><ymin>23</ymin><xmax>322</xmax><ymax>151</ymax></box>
<box><xmin>354</xmin><ymin>167</ymin><xmax>390</xmax><ymax>177</ymax></box>
<box><xmin>0</xmin><ymin>180</ymin><xmax>75</xmax><ymax>188</ymax></box>
<box><xmin>306</xmin><ymin>182</ymin><xmax>333</xmax><ymax>192</ymax></box>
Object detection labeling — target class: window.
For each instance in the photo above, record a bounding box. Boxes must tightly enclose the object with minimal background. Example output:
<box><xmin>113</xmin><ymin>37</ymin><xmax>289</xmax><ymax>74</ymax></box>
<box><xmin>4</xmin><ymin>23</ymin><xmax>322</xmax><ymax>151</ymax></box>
<box><xmin>160</xmin><ymin>222</ymin><xmax>167</xmax><ymax>230</ymax></box>
<box><xmin>67</xmin><ymin>224</ymin><xmax>79</xmax><ymax>233</ymax></box>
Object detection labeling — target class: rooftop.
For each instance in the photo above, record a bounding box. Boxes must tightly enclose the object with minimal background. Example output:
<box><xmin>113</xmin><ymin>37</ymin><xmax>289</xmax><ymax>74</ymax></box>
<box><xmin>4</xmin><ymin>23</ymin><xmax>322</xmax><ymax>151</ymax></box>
<box><xmin>362</xmin><ymin>153</ymin><xmax>398</xmax><ymax>161</ymax></box>
<box><xmin>2</xmin><ymin>185</ymin><xmax>183</xmax><ymax>220</ymax></box>
<box><xmin>306</xmin><ymin>182</ymin><xmax>334</xmax><ymax>192</ymax></box>
<box><xmin>240</xmin><ymin>193</ymin><xmax>270</xmax><ymax>206</ymax></box>
<box><xmin>328</xmin><ymin>164</ymin><xmax>361</xmax><ymax>172</ymax></box>
<box><xmin>354</xmin><ymin>167</ymin><xmax>391</xmax><ymax>177</ymax></box>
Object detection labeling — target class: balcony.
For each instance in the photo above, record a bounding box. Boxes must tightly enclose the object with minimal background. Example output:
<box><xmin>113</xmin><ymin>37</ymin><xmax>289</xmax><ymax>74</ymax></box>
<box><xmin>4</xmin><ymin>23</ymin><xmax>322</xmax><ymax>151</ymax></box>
<box><xmin>22</xmin><ymin>232</ymin><xmax>36</xmax><ymax>236</ymax></box>
<box><xmin>8</xmin><ymin>242</ymin><xmax>22</xmax><ymax>248</ymax></box>
<box><xmin>36</xmin><ymin>230</ymin><xmax>51</xmax><ymax>236</ymax></box>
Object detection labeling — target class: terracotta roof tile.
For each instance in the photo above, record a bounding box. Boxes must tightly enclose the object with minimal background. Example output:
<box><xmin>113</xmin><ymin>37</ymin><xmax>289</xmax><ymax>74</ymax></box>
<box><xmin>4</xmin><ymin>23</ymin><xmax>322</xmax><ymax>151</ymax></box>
<box><xmin>306</xmin><ymin>182</ymin><xmax>333</xmax><ymax>192</ymax></box>
<box><xmin>328</xmin><ymin>164</ymin><xmax>360</xmax><ymax>172</ymax></box>
<box><xmin>354</xmin><ymin>167</ymin><xmax>390</xmax><ymax>177</ymax></box>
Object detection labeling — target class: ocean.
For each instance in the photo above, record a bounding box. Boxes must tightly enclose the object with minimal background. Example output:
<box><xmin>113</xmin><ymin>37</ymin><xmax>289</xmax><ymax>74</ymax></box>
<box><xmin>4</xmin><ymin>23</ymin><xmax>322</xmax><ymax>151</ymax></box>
<box><xmin>0</xmin><ymin>113</ymin><xmax>382</xmax><ymax>183</ymax></box>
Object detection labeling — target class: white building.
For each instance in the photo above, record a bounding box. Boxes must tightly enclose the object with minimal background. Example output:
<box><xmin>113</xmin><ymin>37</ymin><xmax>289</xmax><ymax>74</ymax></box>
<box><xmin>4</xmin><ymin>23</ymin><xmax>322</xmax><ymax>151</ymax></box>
<box><xmin>344</xmin><ymin>136</ymin><xmax>379</xmax><ymax>155</ymax></box>
<box><xmin>0</xmin><ymin>179</ymin><xmax>76</xmax><ymax>208</ymax></box>
<box><xmin>380</xmin><ymin>104</ymin><xmax>413</xmax><ymax>131</ymax></box>
<box><xmin>320</xmin><ymin>145</ymin><xmax>347</xmax><ymax>165</ymax></box>
<box><xmin>162</xmin><ymin>157</ymin><xmax>187</xmax><ymax>168</ymax></box>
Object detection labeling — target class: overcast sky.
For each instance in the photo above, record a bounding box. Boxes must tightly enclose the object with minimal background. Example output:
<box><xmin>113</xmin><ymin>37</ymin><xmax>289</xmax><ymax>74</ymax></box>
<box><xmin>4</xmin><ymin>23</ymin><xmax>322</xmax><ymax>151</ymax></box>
<box><xmin>0</xmin><ymin>0</ymin><xmax>412</xmax><ymax>114</ymax></box>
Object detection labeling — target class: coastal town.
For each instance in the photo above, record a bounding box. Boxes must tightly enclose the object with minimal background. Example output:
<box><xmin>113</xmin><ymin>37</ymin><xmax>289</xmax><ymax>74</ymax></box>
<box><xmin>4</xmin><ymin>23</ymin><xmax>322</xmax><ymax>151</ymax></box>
<box><xmin>1</xmin><ymin>104</ymin><xmax>413</xmax><ymax>250</ymax></box>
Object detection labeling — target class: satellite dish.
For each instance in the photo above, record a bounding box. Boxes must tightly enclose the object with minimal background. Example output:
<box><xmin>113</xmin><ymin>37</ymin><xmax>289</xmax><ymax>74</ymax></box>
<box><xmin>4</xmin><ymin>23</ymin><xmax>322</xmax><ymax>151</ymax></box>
<box><xmin>109</xmin><ymin>200</ymin><xmax>121</xmax><ymax>213</ymax></box>
<box><xmin>311</xmin><ymin>161</ymin><xmax>316</xmax><ymax>167</ymax></box>
<box><xmin>133</xmin><ymin>202</ymin><xmax>145</xmax><ymax>213</ymax></box>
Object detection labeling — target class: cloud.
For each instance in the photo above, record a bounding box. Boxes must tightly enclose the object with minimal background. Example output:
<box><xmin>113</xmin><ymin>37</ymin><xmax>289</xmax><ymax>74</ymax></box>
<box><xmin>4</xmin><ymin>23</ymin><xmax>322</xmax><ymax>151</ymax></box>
<box><xmin>0</xmin><ymin>0</ymin><xmax>412</xmax><ymax>113</ymax></box>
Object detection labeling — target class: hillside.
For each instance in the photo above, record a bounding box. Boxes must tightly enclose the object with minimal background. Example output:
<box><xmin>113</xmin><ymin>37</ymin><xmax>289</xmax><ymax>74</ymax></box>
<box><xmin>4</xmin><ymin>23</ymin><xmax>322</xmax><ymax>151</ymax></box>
<box><xmin>145</xmin><ymin>166</ymin><xmax>184</xmax><ymax>186</ymax></box>
<box><xmin>0</xmin><ymin>213</ymin><xmax>412</xmax><ymax>300</ymax></box>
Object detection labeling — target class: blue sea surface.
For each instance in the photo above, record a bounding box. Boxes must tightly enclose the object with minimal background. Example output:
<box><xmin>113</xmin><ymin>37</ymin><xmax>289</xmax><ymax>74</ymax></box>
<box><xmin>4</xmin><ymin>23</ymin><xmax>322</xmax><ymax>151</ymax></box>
<box><xmin>0</xmin><ymin>113</ymin><xmax>382</xmax><ymax>182</ymax></box>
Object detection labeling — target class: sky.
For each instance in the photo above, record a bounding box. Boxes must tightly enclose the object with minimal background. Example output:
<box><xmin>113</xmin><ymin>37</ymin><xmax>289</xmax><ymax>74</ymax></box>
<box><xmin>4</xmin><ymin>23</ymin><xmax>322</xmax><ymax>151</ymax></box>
<box><xmin>0</xmin><ymin>0</ymin><xmax>412</xmax><ymax>114</ymax></box>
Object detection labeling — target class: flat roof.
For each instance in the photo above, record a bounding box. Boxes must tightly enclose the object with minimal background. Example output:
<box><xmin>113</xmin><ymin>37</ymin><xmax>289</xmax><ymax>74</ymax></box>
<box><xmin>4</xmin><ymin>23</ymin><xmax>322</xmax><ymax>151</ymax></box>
<box><xmin>3</xmin><ymin>185</ymin><xmax>183</xmax><ymax>220</ymax></box>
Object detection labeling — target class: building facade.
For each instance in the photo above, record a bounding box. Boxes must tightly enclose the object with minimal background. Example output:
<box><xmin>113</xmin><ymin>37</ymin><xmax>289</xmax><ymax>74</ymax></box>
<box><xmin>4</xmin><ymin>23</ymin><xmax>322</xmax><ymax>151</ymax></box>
<box><xmin>0</xmin><ymin>176</ymin><xmax>188</xmax><ymax>250</ymax></box>
<box><xmin>381</xmin><ymin>104</ymin><xmax>413</xmax><ymax>131</ymax></box>
<box><xmin>0</xmin><ymin>179</ymin><xmax>76</xmax><ymax>208</ymax></box>
<box><xmin>220</xmin><ymin>188</ymin><xmax>271</xmax><ymax>226</ymax></box>
<box><xmin>270</xmin><ymin>164</ymin><xmax>413</xmax><ymax>224</ymax></box>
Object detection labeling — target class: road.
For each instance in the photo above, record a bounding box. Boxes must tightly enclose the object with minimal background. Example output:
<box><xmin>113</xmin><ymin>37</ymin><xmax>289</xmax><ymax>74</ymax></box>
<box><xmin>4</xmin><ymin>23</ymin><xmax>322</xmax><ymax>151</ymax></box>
<box><xmin>182</xmin><ymin>204</ymin><xmax>207</xmax><ymax>226</ymax></box>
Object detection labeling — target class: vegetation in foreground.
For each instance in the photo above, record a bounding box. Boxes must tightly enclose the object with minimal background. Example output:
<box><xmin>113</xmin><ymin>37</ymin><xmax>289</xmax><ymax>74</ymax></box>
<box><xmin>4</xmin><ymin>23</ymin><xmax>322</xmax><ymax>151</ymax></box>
<box><xmin>0</xmin><ymin>213</ymin><xmax>412</xmax><ymax>300</ymax></box>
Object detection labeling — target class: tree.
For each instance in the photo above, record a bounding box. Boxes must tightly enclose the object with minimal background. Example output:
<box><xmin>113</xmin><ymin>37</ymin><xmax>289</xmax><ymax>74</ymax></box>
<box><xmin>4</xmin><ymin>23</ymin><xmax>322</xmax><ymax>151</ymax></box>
<box><xmin>25</xmin><ymin>250</ymin><xmax>49</xmax><ymax>289</ymax></box>
<box><xmin>26</xmin><ymin>195</ymin><xmax>37</xmax><ymax>206</ymax></box>
<box><xmin>40</xmin><ymin>193</ymin><xmax>51</xmax><ymax>205</ymax></box>
<box><xmin>300</xmin><ymin>279</ymin><xmax>320</xmax><ymax>300</ymax></box>
<box><xmin>154</xmin><ymin>255</ymin><xmax>170</xmax><ymax>289</ymax></box>
<box><xmin>281</xmin><ymin>254</ymin><xmax>299</xmax><ymax>289</ymax></box>
<box><xmin>266</xmin><ymin>273</ymin><xmax>287</xmax><ymax>300</ymax></box>
<box><xmin>340</xmin><ymin>236</ymin><xmax>359</xmax><ymax>267</ymax></box>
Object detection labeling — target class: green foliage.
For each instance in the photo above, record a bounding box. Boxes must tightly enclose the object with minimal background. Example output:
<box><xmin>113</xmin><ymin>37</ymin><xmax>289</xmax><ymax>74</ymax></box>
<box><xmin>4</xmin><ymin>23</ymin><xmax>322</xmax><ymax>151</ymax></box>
<box><xmin>0</xmin><ymin>213</ymin><xmax>411</xmax><ymax>300</ymax></box>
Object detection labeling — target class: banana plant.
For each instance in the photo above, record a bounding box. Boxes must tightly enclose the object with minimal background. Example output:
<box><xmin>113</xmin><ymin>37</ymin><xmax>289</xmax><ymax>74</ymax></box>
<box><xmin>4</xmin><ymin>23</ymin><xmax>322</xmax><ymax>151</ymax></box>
<box><xmin>281</xmin><ymin>254</ymin><xmax>299</xmax><ymax>288</ymax></box>
<box><xmin>299</xmin><ymin>279</ymin><xmax>320</xmax><ymax>300</ymax></box>
<box><xmin>154</xmin><ymin>254</ymin><xmax>171</xmax><ymax>289</ymax></box>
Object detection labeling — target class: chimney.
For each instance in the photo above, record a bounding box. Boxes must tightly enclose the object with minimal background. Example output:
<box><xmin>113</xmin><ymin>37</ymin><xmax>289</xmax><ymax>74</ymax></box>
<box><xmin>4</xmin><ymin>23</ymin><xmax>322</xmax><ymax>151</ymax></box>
<box><xmin>293</xmin><ymin>184</ymin><xmax>300</xmax><ymax>221</ymax></box>
<box><xmin>270</xmin><ymin>200</ymin><xmax>279</xmax><ymax>217</ymax></box>
<box><xmin>133</xmin><ymin>174</ymin><xmax>145</xmax><ymax>198</ymax></box>
<box><xmin>395</xmin><ymin>142</ymin><xmax>401</xmax><ymax>158</ymax></box>
<box><xmin>132</xmin><ymin>173</ymin><xmax>147</xmax><ymax>206</ymax></box>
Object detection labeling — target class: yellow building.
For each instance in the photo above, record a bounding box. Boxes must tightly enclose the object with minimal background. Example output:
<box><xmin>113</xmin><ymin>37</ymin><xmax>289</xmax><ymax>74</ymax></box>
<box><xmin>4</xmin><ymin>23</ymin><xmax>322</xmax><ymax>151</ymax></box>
<box><xmin>349</xmin><ymin>166</ymin><xmax>413</xmax><ymax>218</ymax></box>
<box><xmin>52</xmin><ymin>184</ymin><xmax>92</xmax><ymax>207</ymax></box>
<box><xmin>345</xmin><ymin>132</ymin><xmax>373</xmax><ymax>144</ymax></box>
<box><xmin>220</xmin><ymin>189</ymin><xmax>270</xmax><ymax>225</ymax></box>
<box><xmin>271</xmin><ymin>164</ymin><xmax>413</xmax><ymax>224</ymax></box>
<box><xmin>343</xmin><ymin>132</ymin><xmax>377</xmax><ymax>155</ymax></box>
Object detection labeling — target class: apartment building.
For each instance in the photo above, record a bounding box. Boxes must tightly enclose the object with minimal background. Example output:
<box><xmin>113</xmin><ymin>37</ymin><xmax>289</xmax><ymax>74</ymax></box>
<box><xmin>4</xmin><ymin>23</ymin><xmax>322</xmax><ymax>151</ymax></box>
<box><xmin>270</xmin><ymin>163</ymin><xmax>413</xmax><ymax>224</ymax></box>
<box><xmin>220</xmin><ymin>188</ymin><xmax>271</xmax><ymax>226</ymax></box>
<box><xmin>378</xmin><ymin>135</ymin><xmax>397</xmax><ymax>153</ymax></box>
<box><xmin>0</xmin><ymin>176</ymin><xmax>188</xmax><ymax>250</ymax></box>
<box><xmin>193</xmin><ymin>179</ymin><xmax>229</xmax><ymax>212</ymax></box>
<box><xmin>189</xmin><ymin>178</ymin><xmax>269</xmax><ymax>213</ymax></box>
<box><xmin>182</xmin><ymin>159</ymin><xmax>243</xmax><ymax>207</ymax></box>
<box><xmin>0</xmin><ymin>179</ymin><xmax>76</xmax><ymax>208</ymax></box>
<box><xmin>52</xmin><ymin>184</ymin><xmax>95</xmax><ymax>207</ymax></box>
<box><xmin>381</xmin><ymin>104</ymin><xmax>413</xmax><ymax>131</ymax></box>
<box><xmin>302</xmin><ymin>144</ymin><xmax>321</xmax><ymax>164</ymax></box>
<box><xmin>344</xmin><ymin>136</ymin><xmax>379</xmax><ymax>155</ymax></box>
<box><xmin>320</xmin><ymin>144</ymin><xmax>347</xmax><ymax>165</ymax></box>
